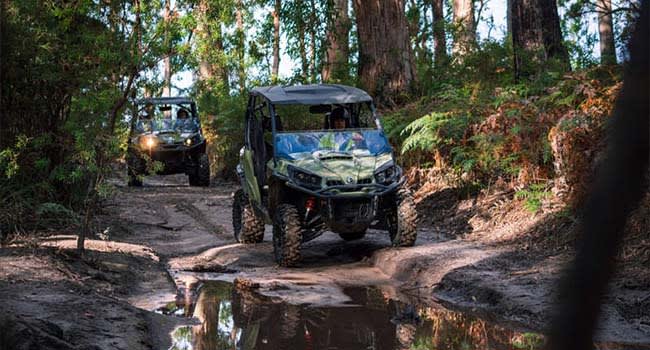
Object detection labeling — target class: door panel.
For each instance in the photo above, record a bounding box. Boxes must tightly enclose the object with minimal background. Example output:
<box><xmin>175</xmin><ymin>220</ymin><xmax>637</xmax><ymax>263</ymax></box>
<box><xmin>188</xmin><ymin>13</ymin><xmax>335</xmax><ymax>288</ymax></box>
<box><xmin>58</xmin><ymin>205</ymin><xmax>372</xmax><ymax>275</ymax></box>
<box><xmin>241</xmin><ymin>148</ymin><xmax>262</xmax><ymax>205</ymax></box>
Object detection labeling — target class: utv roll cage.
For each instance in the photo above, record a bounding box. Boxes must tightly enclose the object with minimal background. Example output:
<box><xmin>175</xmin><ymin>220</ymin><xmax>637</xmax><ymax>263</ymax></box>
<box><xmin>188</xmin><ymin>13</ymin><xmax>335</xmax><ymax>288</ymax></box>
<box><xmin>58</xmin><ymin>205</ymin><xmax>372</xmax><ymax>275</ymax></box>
<box><xmin>133</xmin><ymin>97</ymin><xmax>199</xmax><ymax>116</ymax></box>
<box><xmin>135</xmin><ymin>96</ymin><xmax>197</xmax><ymax>107</ymax></box>
<box><xmin>131</xmin><ymin>97</ymin><xmax>201</xmax><ymax>131</ymax></box>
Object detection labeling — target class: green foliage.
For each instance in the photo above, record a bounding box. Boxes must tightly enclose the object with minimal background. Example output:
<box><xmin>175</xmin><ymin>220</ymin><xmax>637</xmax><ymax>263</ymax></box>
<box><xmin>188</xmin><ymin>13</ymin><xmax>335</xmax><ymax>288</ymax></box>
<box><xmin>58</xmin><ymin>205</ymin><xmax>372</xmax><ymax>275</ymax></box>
<box><xmin>511</xmin><ymin>332</ymin><xmax>545</xmax><ymax>350</ymax></box>
<box><xmin>516</xmin><ymin>183</ymin><xmax>552</xmax><ymax>213</ymax></box>
<box><xmin>0</xmin><ymin>0</ymin><xmax>158</xmax><ymax>237</ymax></box>
<box><xmin>280</xmin><ymin>0</ymin><xmax>328</xmax><ymax>83</ymax></box>
<box><xmin>0</xmin><ymin>0</ymin><xmax>629</xmax><ymax>237</ymax></box>
<box><xmin>195</xmin><ymin>89</ymin><xmax>248</xmax><ymax>178</ymax></box>
<box><xmin>396</xmin><ymin>46</ymin><xmax>620</xmax><ymax>189</ymax></box>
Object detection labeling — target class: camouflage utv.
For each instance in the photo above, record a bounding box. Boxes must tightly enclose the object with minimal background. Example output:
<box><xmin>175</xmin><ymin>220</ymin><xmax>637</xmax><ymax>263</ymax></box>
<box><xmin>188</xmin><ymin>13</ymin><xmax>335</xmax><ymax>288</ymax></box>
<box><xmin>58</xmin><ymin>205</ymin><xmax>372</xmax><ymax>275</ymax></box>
<box><xmin>127</xmin><ymin>97</ymin><xmax>210</xmax><ymax>187</ymax></box>
<box><xmin>232</xmin><ymin>85</ymin><xmax>417</xmax><ymax>266</ymax></box>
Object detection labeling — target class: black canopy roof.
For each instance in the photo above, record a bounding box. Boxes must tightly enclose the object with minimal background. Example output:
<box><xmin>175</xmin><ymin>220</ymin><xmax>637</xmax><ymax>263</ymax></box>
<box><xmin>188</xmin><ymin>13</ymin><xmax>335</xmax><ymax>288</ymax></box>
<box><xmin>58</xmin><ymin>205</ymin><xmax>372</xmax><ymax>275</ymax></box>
<box><xmin>135</xmin><ymin>97</ymin><xmax>195</xmax><ymax>105</ymax></box>
<box><xmin>251</xmin><ymin>84</ymin><xmax>373</xmax><ymax>105</ymax></box>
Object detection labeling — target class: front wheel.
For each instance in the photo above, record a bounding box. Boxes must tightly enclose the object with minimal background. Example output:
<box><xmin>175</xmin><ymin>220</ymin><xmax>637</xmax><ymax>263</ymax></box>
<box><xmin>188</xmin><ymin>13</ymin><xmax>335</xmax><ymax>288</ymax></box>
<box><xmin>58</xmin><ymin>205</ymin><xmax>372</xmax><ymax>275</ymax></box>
<box><xmin>388</xmin><ymin>188</ymin><xmax>418</xmax><ymax>247</ymax></box>
<box><xmin>127</xmin><ymin>155</ymin><xmax>144</xmax><ymax>187</ymax></box>
<box><xmin>232</xmin><ymin>189</ymin><xmax>265</xmax><ymax>243</ymax></box>
<box><xmin>273</xmin><ymin>204</ymin><xmax>303</xmax><ymax>267</ymax></box>
<box><xmin>189</xmin><ymin>154</ymin><xmax>210</xmax><ymax>187</ymax></box>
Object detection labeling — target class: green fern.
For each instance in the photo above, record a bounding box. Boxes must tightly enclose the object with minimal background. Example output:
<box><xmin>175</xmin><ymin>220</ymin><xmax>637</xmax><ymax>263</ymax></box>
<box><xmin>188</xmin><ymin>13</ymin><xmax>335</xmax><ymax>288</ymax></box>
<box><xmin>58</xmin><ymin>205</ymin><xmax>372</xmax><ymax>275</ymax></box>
<box><xmin>400</xmin><ymin>112</ymin><xmax>452</xmax><ymax>154</ymax></box>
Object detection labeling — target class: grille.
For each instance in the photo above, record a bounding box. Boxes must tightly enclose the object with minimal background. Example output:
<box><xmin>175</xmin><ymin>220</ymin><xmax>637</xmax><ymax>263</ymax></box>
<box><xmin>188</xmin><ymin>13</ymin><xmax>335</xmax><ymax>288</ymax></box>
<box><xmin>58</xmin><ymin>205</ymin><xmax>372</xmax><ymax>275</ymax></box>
<box><xmin>326</xmin><ymin>180</ymin><xmax>344</xmax><ymax>186</ymax></box>
<box><xmin>334</xmin><ymin>199</ymin><xmax>372</xmax><ymax>220</ymax></box>
<box><xmin>357</xmin><ymin>177</ymin><xmax>372</xmax><ymax>184</ymax></box>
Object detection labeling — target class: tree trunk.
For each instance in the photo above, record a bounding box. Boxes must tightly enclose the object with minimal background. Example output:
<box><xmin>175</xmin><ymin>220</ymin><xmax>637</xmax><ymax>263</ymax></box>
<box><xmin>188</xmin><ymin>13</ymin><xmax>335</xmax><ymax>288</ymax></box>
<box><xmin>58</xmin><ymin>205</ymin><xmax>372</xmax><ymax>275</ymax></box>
<box><xmin>271</xmin><ymin>0</ymin><xmax>281</xmax><ymax>81</ymax></box>
<box><xmin>352</xmin><ymin>0</ymin><xmax>415</xmax><ymax>104</ymax></box>
<box><xmin>196</xmin><ymin>1</ymin><xmax>211</xmax><ymax>81</ymax></box>
<box><xmin>163</xmin><ymin>0</ymin><xmax>171</xmax><ymax>97</ymax></box>
<box><xmin>540</xmin><ymin>0</ymin><xmax>570</xmax><ymax>67</ymax></box>
<box><xmin>597</xmin><ymin>0</ymin><xmax>616</xmax><ymax>64</ymax></box>
<box><xmin>511</xmin><ymin>0</ymin><xmax>569</xmax><ymax>79</ymax></box>
<box><xmin>195</xmin><ymin>0</ymin><xmax>228</xmax><ymax>89</ymax></box>
<box><xmin>297</xmin><ymin>0</ymin><xmax>308</xmax><ymax>82</ymax></box>
<box><xmin>506</xmin><ymin>0</ymin><xmax>512</xmax><ymax>37</ymax></box>
<box><xmin>408</xmin><ymin>0</ymin><xmax>421</xmax><ymax>56</ymax></box>
<box><xmin>236</xmin><ymin>0</ymin><xmax>246</xmax><ymax>92</ymax></box>
<box><xmin>308</xmin><ymin>0</ymin><xmax>317</xmax><ymax>82</ymax></box>
<box><xmin>452</xmin><ymin>0</ymin><xmax>476</xmax><ymax>55</ymax></box>
<box><xmin>431</xmin><ymin>0</ymin><xmax>447</xmax><ymax>66</ymax></box>
<box><xmin>322</xmin><ymin>0</ymin><xmax>349</xmax><ymax>82</ymax></box>
<box><xmin>420</xmin><ymin>2</ymin><xmax>429</xmax><ymax>60</ymax></box>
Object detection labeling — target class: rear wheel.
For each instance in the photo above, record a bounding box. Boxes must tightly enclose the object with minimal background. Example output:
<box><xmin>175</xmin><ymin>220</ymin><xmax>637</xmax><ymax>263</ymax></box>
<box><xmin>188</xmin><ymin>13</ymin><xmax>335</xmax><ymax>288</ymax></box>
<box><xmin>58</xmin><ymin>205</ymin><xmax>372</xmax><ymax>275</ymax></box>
<box><xmin>388</xmin><ymin>188</ymin><xmax>417</xmax><ymax>247</ymax></box>
<box><xmin>232</xmin><ymin>189</ymin><xmax>265</xmax><ymax>243</ymax></box>
<box><xmin>338</xmin><ymin>231</ymin><xmax>366</xmax><ymax>241</ymax></box>
<box><xmin>273</xmin><ymin>204</ymin><xmax>302</xmax><ymax>267</ymax></box>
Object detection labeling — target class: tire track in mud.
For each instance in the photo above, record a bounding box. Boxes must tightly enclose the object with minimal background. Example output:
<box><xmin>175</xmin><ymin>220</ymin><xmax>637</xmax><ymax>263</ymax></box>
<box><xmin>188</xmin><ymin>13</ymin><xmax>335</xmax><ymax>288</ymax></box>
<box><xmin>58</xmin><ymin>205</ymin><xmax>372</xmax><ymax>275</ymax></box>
<box><xmin>174</xmin><ymin>201</ymin><xmax>226</xmax><ymax>236</ymax></box>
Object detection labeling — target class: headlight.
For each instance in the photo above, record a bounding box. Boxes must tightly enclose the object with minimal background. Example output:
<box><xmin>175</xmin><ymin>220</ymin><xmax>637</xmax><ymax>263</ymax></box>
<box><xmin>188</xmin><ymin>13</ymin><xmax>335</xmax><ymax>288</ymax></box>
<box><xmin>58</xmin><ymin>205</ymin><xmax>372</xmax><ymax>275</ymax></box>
<box><xmin>184</xmin><ymin>135</ymin><xmax>202</xmax><ymax>147</ymax></box>
<box><xmin>288</xmin><ymin>165</ymin><xmax>322</xmax><ymax>189</ymax></box>
<box><xmin>374</xmin><ymin>163</ymin><xmax>398</xmax><ymax>184</ymax></box>
<box><xmin>140</xmin><ymin>135</ymin><xmax>158</xmax><ymax>149</ymax></box>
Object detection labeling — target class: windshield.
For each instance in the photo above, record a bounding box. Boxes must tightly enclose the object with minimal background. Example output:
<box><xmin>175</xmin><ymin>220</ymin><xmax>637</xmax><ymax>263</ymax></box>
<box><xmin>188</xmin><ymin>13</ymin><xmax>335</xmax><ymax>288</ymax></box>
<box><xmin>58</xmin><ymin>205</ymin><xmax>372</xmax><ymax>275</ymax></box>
<box><xmin>275</xmin><ymin>129</ymin><xmax>392</xmax><ymax>160</ymax></box>
<box><xmin>134</xmin><ymin>103</ymin><xmax>199</xmax><ymax>133</ymax></box>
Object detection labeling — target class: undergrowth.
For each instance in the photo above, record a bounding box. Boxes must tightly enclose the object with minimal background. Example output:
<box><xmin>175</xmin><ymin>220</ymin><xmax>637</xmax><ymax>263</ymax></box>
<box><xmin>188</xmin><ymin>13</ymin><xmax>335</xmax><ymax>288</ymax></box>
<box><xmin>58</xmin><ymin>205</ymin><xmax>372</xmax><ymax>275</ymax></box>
<box><xmin>515</xmin><ymin>183</ymin><xmax>552</xmax><ymax>213</ymax></box>
<box><xmin>386</xmin><ymin>54</ymin><xmax>621</xmax><ymax>199</ymax></box>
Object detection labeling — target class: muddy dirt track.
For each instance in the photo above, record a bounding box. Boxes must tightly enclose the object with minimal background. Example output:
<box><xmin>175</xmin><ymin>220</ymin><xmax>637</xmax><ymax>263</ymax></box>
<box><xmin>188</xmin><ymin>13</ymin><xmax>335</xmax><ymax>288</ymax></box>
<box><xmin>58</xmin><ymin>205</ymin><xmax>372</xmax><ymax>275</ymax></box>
<box><xmin>1</xmin><ymin>174</ymin><xmax>649</xmax><ymax>350</ymax></box>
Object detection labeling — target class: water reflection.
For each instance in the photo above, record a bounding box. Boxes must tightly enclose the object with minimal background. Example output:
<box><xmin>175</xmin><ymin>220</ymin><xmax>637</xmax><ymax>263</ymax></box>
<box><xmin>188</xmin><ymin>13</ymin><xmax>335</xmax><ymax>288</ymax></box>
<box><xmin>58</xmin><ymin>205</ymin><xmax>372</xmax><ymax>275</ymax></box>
<box><xmin>168</xmin><ymin>281</ymin><xmax>543</xmax><ymax>350</ymax></box>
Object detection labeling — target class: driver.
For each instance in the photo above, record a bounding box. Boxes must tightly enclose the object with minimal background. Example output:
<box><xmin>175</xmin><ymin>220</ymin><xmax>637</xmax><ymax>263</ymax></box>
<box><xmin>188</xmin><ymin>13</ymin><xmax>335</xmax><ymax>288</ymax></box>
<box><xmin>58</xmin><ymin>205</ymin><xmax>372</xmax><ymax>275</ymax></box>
<box><xmin>175</xmin><ymin>108</ymin><xmax>198</xmax><ymax>131</ymax></box>
<box><xmin>177</xmin><ymin>108</ymin><xmax>189</xmax><ymax>119</ymax></box>
<box><xmin>323</xmin><ymin>107</ymin><xmax>367</xmax><ymax>151</ymax></box>
<box><xmin>329</xmin><ymin>106</ymin><xmax>349</xmax><ymax>129</ymax></box>
<box><xmin>136</xmin><ymin>114</ymin><xmax>153</xmax><ymax>133</ymax></box>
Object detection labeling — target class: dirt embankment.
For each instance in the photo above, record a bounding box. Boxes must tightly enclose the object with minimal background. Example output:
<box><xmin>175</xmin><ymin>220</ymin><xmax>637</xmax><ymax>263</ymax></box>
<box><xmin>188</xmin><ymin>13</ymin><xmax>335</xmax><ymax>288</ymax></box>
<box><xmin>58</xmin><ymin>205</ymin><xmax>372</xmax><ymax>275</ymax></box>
<box><xmin>0</xmin><ymin>174</ymin><xmax>233</xmax><ymax>350</ymax></box>
<box><xmin>1</xmin><ymin>173</ymin><xmax>649</xmax><ymax>349</ymax></box>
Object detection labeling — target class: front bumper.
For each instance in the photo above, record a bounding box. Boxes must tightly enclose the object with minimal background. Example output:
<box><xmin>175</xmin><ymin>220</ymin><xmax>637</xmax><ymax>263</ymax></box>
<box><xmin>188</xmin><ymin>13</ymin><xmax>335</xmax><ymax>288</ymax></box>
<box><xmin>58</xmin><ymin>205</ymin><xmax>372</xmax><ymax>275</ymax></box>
<box><xmin>128</xmin><ymin>141</ymin><xmax>206</xmax><ymax>174</ymax></box>
<box><xmin>283</xmin><ymin>175</ymin><xmax>405</xmax><ymax>199</ymax></box>
<box><xmin>279</xmin><ymin>174</ymin><xmax>405</xmax><ymax>233</ymax></box>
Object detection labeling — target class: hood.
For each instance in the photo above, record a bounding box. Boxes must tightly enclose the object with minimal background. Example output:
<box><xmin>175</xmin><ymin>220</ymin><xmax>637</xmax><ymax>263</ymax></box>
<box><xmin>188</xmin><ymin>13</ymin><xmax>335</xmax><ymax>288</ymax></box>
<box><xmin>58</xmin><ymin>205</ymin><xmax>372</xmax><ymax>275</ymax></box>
<box><xmin>276</xmin><ymin>152</ymin><xmax>393</xmax><ymax>185</ymax></box>
<box><xmin>151</xmin><ymin>130</ymin><xmax>197</xmax><ymax>144</ymax></box>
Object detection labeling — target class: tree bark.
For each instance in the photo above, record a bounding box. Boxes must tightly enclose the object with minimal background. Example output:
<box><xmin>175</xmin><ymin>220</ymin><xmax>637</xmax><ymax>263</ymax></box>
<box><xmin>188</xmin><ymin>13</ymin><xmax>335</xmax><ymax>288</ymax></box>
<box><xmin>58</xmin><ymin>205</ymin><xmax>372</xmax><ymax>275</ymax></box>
<box><xmin>431</xmin><ymin>0</ymin><xmax>447</xmax><ymax>66</ymax></box>
<box><xmin>297</xmin><ymin>0</ymin><xmax>308</xmax><ymax>82</ymax></box>
<box><xmin>506</xmin><ymin>0</ymin><xmax>512</xmax><ymax>37</ymax></box>
<box><xmin>271</xmin><ymin>0</ymin><xmax>281</xmax><ymax>82</ymax></box>
<box><xmin>352</xmin><ymin>0</ymin><xmax>415</xmax><ymax>104</ymax></box>
<box><xmin>322</xmin><ymin>0</ymin><xmax>349</xmax><ymax>82</ymax></box>
<box><xmin>163</xmin><ymin>0</ymin><xmax>171</xmax><ymax>97</ymax></box>
<box><xmin>540</xmin><ymin>0</ymin><xmax>570</xmax><ymax>66</ymax></box>
<box><xmin>452</xmin><ymin>0</ymin><xmax>476</xmax><ymax>55</ymax></box>
<box><xmin>511</xmin><ymin>0</ymin><xmax>569</xmax><ymax>79</ymax></box>
<box><xmin>308</xmin><ymin>0</ymin><xmax>317</xmax><ymax>82</ymax></box>
<box><xmin>236</xmin><ymin>0</ymin><xmax>246</xmax><ymax>92</ymax></box>
<box><xmin>597</xmin><ymin>0</ymin><xmax>617</xmax><ymax>64</ymax></box>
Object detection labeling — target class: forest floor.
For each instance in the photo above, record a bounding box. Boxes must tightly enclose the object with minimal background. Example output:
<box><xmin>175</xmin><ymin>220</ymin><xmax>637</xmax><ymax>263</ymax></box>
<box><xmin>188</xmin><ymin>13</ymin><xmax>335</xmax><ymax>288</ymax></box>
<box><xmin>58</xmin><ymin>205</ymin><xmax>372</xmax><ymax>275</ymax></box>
<box><xmin>1</xmin><ymin>171</ymin><xmax>649</xmax><ymax>350</ymax></box>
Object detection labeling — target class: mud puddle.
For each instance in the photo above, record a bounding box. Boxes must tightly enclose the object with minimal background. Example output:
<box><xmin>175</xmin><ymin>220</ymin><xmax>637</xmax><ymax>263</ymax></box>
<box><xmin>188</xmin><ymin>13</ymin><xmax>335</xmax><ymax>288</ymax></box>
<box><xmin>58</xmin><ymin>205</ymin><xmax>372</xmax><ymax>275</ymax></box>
<box><xmin>162</xmin><ymin>280</ymin><xmax>544</xmax><ymax>350</ymax></box>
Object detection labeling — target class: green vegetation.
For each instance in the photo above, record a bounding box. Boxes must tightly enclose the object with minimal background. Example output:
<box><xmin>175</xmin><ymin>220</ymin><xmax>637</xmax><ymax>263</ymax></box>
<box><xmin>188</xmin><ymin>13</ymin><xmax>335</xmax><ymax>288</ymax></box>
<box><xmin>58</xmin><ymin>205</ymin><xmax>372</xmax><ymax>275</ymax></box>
<box><xmin>391</xmin><ymin>63</ymin><xmax>620</xmax><ymax>192</ymax></box>
<box><xmin>511</xmin><ymin>332</ymin><xmax>545</xmax><ymax>350</ymax></box>
<box><xmin>516</xmin><ymin>183</ymin><xmax>552</xmax><ymax>213</ymax></box>
<box><xmin>0</xmin><ymin>0</ymin><xmax>636</xmax><ymax>244</ymax></box>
